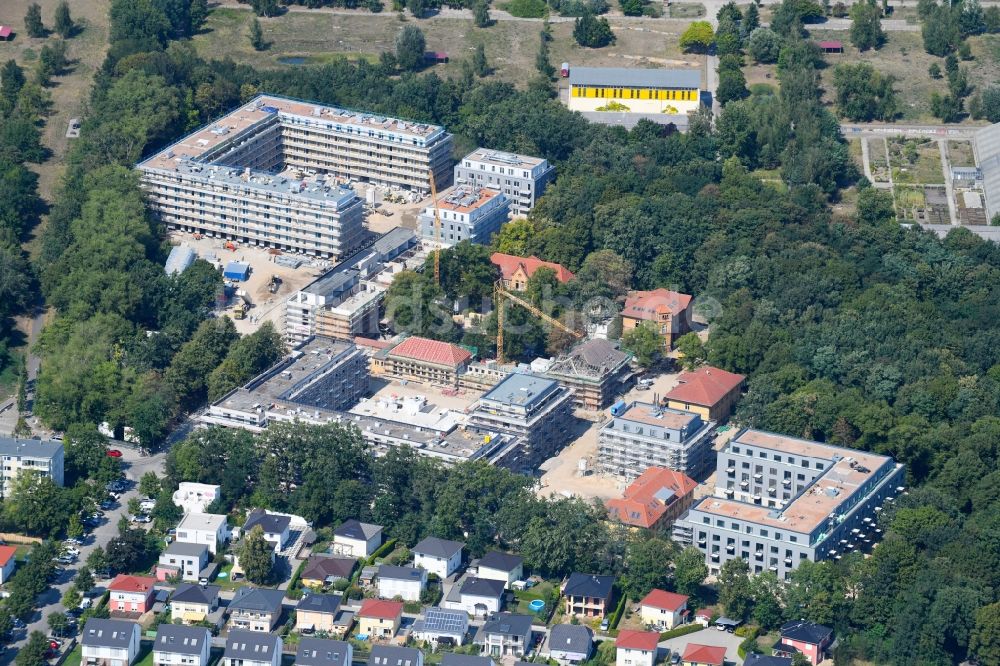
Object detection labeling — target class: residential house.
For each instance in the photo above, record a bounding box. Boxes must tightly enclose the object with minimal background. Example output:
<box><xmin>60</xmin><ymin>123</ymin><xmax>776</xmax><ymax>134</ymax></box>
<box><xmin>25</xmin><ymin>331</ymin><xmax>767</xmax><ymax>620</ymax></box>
<box><xmin>475</xmin><ymin>552</ymin><xmax>523</xmax><ymax>589</ymax></box>
<box><xmin>223</xmin><ymin>630</ymin><xmax>282</xmax><ymax>666</ymax></box>
<box><xmin>81</xmin><ymin>618</ymin><xmax>141</xmax><ymax>666</ymax></box>
<box><xmin>621</xmin><ymin>289</ymin><xmax>692</xmax><ymax>349</ymax></box>
<box><xmin>333</xmin><ymin>520</ymin><xmax>383</xmax><ymax>557</ymax></box>
<box><xmin>744</xmin><ymin>657</ymin><xmax>792</xmax><ymax>666</ymax></box>
<box><xmin>773</xmin><ymin>621</ymin><xmax>834</xmax><ymax>665</ymax></box>
<box><xmin>153</xmin><ymin>624</ymin><xmax>211</xmax><ymax>666</ymax></box>
<box><xmin>615</xmin><ymin>630</ymin><xmax>659</xmax><ymax>666</ymax></box>
<box><xmin>228</xmin><ymin>587</ymin><xmax>285</xmax><ymax>632</ymax></box>
<box><xmin>301</xmin><ymin>556</ymin><xmax>357</xmax><ymax>589</ymax></box>
<box><xmin>0</xmin><ymin>437</ymin><xmax>64</xmax><ymax>498</ymax></box>
<box><xmin>243</xmin><ymin>509</ymin><xmax>291</xmax><ymax>552</ymax></box>
<box><xmin>169</xmin><ymin>583</ymin><xmax>220</xmax><ymax>625</ymax></box>
<box><xmin>296</xmin><ymin>593</ymin><xmax>343</xmax><ymax>634</ymax></box>
<box><xmin>681</xmin><ymin>644</ymin><xmax>726</xmax><ymax>666</ymax></box>
<box><xmin>172</xmin><ymin>483</ymin><xmax>221</xmax><ymax>515</ymax></box>
<box><xmin>562</xmin><ymin>573</ymin><xmax>615</xmax><ymax>619</ymax></box>
<box><xmin>296</xmin><ymin>638</ymin><xmax>352</xmax><ymax>666</ymax></box>
<box><xmin>0</xmin><ymin>545</ymin><xmax>16</xmax><ymax>584</ymax></box>
<box><xmin>176</xmin><ymin>513</ymin><xmax>229</xmax><ymax>555</ymax></box>
<box><xmin>369</xmin><ymin>646</ymin><xmax>423</xmax><ymax>666</ymax></box>
<box><xmin>443</xmin><ymin>576</ymin><xmax>505</xmax><ymax>618</ymax></box>
<box><xmin>664</xmin><ymin>366</ymin><xmax>746</xmax><ymax>422</ymax></box>
<box><xmin>442</xmin><ymin>656</ymin><xmax>494</xmax><ymax>666</ymax></box>
<box><xmin>413</xmin><ymin>537</ymin><xmax>464</xmax><ymax>579</ymax></box>
<box><xmin>638</xmin><ymin>589</ymin><xmax>689</xmax><ymax>631</ymax></box>
<box><xmin>329</xmin><ymin>610</ymin><xmax>355</xmax><ymax>639</ymax></box>
<box><xmin>358</xmin><ymin>599</ymin><xmax>404</xmax><ymax>639</ymax></box>
<box><xmin>156</xmin><ymin>542</ymin><xmax>210</xmax><ymax>582</ymax></box>
<box><xmin>108</xmin><ymin>574</ymin><xmax>156</xmax><ymax>615</ymax></box>
<box><xmin>454</xmin><ymin>148</ymin><xmax>555</xmax><ymax>217</ymax></box>
<box><xmin>548</xmin><ymin>625</ymin><xmax>592</xmax><ymax>665</ymax></box>
<box><xmin>474</xmin><ymin>613</ymin><xmax>533</xmax><ymax>658</ymax></box>
<box><xmin>606</xmin><ymin>467</ymin><xmax>698</xmax><ymax>530</ymax></box>
<box><xmin>490</xmin><ymin>253</ymin><xmax>574</xmax><ymax>292</ymax></box>
<box><xmin>377</xmin><ymin>565</ymin><xmax>427</xmax><ymax>602</ymax></box>
<box><xmin>411</xmin><ymin>608</ymin><xmax>469</xmax><ymax>647</ymax></box>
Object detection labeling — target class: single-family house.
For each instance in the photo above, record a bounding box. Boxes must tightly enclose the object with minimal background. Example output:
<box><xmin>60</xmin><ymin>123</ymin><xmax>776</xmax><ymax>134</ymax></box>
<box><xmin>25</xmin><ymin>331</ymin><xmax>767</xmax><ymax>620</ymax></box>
<box><xmin>638</xmin><ymin>589</ymin><xmax>689</xmax><ymax>630</ymax></box>
<box><xmin>358</xmin><ymin>599</ymin><xmax>404</xmax><ymax>639</ymax></box>
<box><xmin>773</xmin><ymin>621</ymin><xmax>834</xmax><ymax>665</ymax></box>
<box><xmin>243</xmin><ymin>509</ymin><xmax>291</xmax><ymax>552</ymax></box>
<box><xmin>615</xmin><ymin>630</ymin><xmax>659</xmax><ymax>666</ymax></box>
<box><xmin>223</xmin><ymin>630</ymin><xmax>282</xmax><ymax>666</ymax></box>
<box><xmin>296</xmin><ymin>593</ymin><xmax>343</xmax><ymax>634</ymax></box>
<box><xmin>333</xmin><ymin>520</ymin><xmax>383</xmax><ymax>558</ymax></box>
<box><xmin>369</xmin><ymin>646</ymin><xmax>423</xmax><ymax>666</ymax></box>
<box><xmin>442</xmin><ymin>655</ymin><xmax>495</xmax><ymax>666</ymax></box>
<box><xmin>474</xmin><ymin>613</ymin><xmax>533</xmax><ymax>658</ymax></box>
<box><xmin>411</xmin><ymin>608</ymin><xmax>469</xmax><ymax>647</ymax></box>
<box><xmin>169</xmin><ymin>583</ymin><xmax>220</xmax><ymax>624</ymax></box>
<box><xmin>360</xmin><ymin>566</ymin><xmax>379</xmax><ymax>587</ymax></box>
<box><xmin>681</xmin><ymin>644</ymin><xmax>726</xmax><ymax>666</ymax></box>
<box><xmin>108</xmin><ymin>574</ymin><xmax>156</xmax><ymax>615</ymax></box>
<box><xmin>413</xmin><ymin>537</ymin><xmax>464</xmax><ymax>579</ymax></box>
<box><xmin>296</xmin><ymin>638</ymin><xmax>352</xmax><ymax>666</ymax></box>
<box><xmin>562</xmin><ymin>573</ymin><xmax>615</xmax><ymax>619</ymax></box>
<box><xmin>228</xmin><ymin>587</ymin><xmax>285</xmax><ymax>632</ymax></box>
<box><xmin>0</xmin><ymin>545</ymin><xmax>16</xmax><ymax>584</ymax></box>
<box><xmin>176</xmin><ymin>513</ymin><xmax>229</xmax><ymax>555</ymax></box>
<box><xmin>744</xmin><ymin>656</ymin><xmax>791</xmax><ymax>666</ymax></box>
<box><xmin>153</xmin><ymin>624</ymin><xmax>211</xmax><ymax>666</ymax></box>
<box><xmin>548</xmin><ymin>624</ymin><xmax>592</xmax><ymax>665</ymax></box>
<box><xmin>157</xmin><ymin>542</ymin><xmax>210</xmax><ymax>582</ymax></box>
<box><xmin>378</xmin><ymin>565</ymin><xmax>427</xmax><ymax>602</ymax></box>
<box><xmin>475</xmin><ymin>552</ymin><xmax>523</xmax><ymax>589</ymax></box>
<box><xmin>443</xmin><ymin>576</ymin><xmax>505</xmax><ymax>618</ymax></box>
<box><xmin>81</xmin><ymin>618</ymin><xmax>141</xmax><ymax>666</ymax></box>
<box><xmin>301</xmin><ymin>556</ymin><xmax>357</xmax><ymax>589</ymax></box>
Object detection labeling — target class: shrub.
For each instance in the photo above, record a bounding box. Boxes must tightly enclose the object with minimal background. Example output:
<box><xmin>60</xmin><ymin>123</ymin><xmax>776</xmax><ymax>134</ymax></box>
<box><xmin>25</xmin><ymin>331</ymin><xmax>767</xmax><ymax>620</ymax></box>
<box><xmin>503</xmin><ymin>0</ymin><xmax>547</xmax><ymax>17</ymax></box>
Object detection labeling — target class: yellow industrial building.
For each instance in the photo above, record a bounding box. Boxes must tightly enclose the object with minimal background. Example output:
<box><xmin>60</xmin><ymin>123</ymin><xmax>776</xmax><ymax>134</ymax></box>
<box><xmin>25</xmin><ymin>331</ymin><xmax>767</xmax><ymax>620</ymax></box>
<box><xmin>567</xmin><ymin>67</ymin><xmax>703</xmax><ymax>116</ymax></box>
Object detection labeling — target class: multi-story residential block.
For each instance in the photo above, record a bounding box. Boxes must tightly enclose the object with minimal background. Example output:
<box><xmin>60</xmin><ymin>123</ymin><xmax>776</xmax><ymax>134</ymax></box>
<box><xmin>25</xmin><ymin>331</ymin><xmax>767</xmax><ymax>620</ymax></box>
<box><xmin>296</xmin><ymin>593</ymin><xmax>343</xmax><ymax>634</ymax></box>
<box><xmin>0</xmin><ymin>546</ymin><xmax>16</xmax><ymax>584</ymax></box>
<box><xmin>475</xmin><ymin>551</ymin><xmax>523</xmax><ymax>589</ymax></box>
<box><xmin>664</xmin><ymin>366</ymin><xmax>745</xmax><ymax>422</ymax></box>
<box><xmin>358</xmin><ymin>599</ymin><xmax>404</xmax><ymax>639</ymax></box>
<box><xmin>153</xmin><ymin>624</ymin><xmax>211</xmax><ymax>666</ymax></box>
<box><xmin>468</xmin><ymin>373</ymin><xmax>574</xmax><ymax>472</ymax></box>
<box><xmin>615</xmin><ymin>630</ymin><xmax>659</xmax><ymax>666</ymax></box>
<box><xmin>562</xmin><ymin>573</ymin><xmax>615</xmax><ymax>619</ymax></box>
<box><xmin>171</xmin><ymin>482</ymin><xmax>221</xmax><ymax>515</ymax></box>
<box><xmin>223</xmin><ymin>630</ymin><xmax>282</xmax><ymax>666</ymax></box>
<box><xmin>169</xmin><ymin>583</ymin><xmax>220</xmax><ymax>625</ymax></box>
<box><xmin>377</xmin><ymin>565</ymin><xmax>427</xmax><ymax>601</ymax></box>
<box><xmin>373</xmin><ymin>336</ymin><xmax>473</xmax><ymax>387</ymax></box>
<box><xmin>673</xmin><ymin>429</ymin><xmax>906</xmax><ymax>579</ymax></box>
<box><xmin>419</xmin><ymin>186</ymin><xmax>511</xmax><ymax>246</ymax></box>
<box><xmin>455</xmin><ymin>149</ymin><xmax>555</xmax><ymax>216</ymax></box>
<box><xmin>548</xmin><ymin>625</ymin><xmax>593</xmax><ymax>665</ymax></box>
<box><xmin>296</xmin><ymin>638</ymin><xmax>352</xmax><ymax>666</ymax></box>
<box><xmin>598</xmin><ymin>402</ymin><xmax>715</xmax><ymax>479</ymax></box>
<box><xmin>411</xmin><ymin>608</ymin><xmax>469</xmax><ymax>647</ymax></box>
<box><xmin>474</xmin><ymin>613</ymin><xmax>533</xmax><ymax>658</ymax></box>
<box><xmin>108</xmin><ymin>575</ymin><xmax>156</xmax><ymax>615</ymax></box>
<box><xmin>82</xmin><ymin>619</ymin><xmax>141</xmax><ymax>666</ymax></box>
<box><xmin>620</xmin><ymin>289</ymin><xmax>692</xmax><ymax>350</ymax></box>
<box><xmin>638</xmin><ymin>590</ymin><xmax>689</xmax><ymax>631</ymax></box>
<box><xmin>332</xmin><ymin>519</ymin><xmax>383</xmax><ymax>557</ymax></box>
<box><xmin>606</xmin><ymin>467</ymin><xmax>698</xmax><ymax>530</ymax></box>
<box><xmin>175</xmin><ymin>513</ymin><xmax>229</xmax><ymax>555</ymax></box>
<box><xmin>413</xmin><ymin>537</ymin><xmax>465</xmax><ymax>579</ymax></box>
<box><xmin>544</xmin><ymin>339</ymin><xmax>634</xmax><ymax>411</ymax></box>
<box><xmin>156</xmin><ymin>542</ymin><xmax>210</xmax><ymax>582</ymax></box>
<box><xmin>0</xmin><ymin>437</ymin><xmax>64</xmax><ymax>497</ymax></box>
<box><xmin>228</xmin><ymin>587</ymin><xmax>285</xmax><ymax>632</ymax></box>
<box><xmin>369</xmin><ymin>646</ymin><xmax>423</xmax><ymax>666</ymax></box>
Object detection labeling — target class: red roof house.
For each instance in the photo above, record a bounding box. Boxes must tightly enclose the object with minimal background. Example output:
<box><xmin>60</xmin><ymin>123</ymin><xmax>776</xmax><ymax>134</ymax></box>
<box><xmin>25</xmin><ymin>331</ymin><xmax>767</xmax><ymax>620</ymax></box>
<box><xmin>606</xmin><ymin>467</ymin><xmax>697</xmax><ymax>529</ymax></box>
<box><xmin>379</xmin><ymin>335</ymin><xmax>473</xmax><ymax>386</ymax></box>
<box><xmin>818</xmin><ymin>40</ymin><xmax>843</xmax><ymax>53</ymax></box>
<box><xmin>621</xmin><ymin>289</ymin><xmax>692</xmax><ymax>349</ymax></box>
<box><xmin>640</xmin><ymin>589</ymin><xmax>689</xmax><ymax>612</ymax></box>
<box><xmin>664</xmin><ymin>365</ymin><xmax>746</xmax><ymax>421</ymax></box>
<box><xmin>639</xmin><ymin>589</ymin><xmax>690</xmax><ymax>630</ymax></box>
<box><xmin>0</xmin><ymin>545</ymin><xmax>16</xmax><ymax>584</ymax></box>
<box><xmin>359</xmin><ymin>598</ymin><xmax>404</xmax><ymax>620</ymax></box>
<box><xmin>616</xmin><ymin>629</ymin><xmax>660</xmax><ymax>651</ymax></box>
<box><xmin>108</xmin><ymin>574</ymin><xmax>156</xmax><ymax>614</ymax></box>
<box><xmin>682</xmin><ymin>644</ymin><xmax>727</xmax><ymax>666</ymax></box>
<box><xmin>491</xmin><ymin>252</ymin><xmax>575</xmax><ymax>292</ymax></box>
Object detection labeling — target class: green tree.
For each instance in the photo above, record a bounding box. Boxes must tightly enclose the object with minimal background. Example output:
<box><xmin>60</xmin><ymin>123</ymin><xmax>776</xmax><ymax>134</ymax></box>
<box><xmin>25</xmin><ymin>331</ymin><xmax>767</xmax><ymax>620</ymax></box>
<box><xmin>922</xmin><ymin>5</ymin><xmax>960</xmax><ymax>55</ymax></box>
<box><xmin>621</xmin><ymin>0</ymin><xmax>646</xmax><ymax>16</ymax></box>
<box><xmin>621</xmin><ymin>322</ymin><xmax>662</xmax><ymax>367</ymax></box>
<box><xmin>978</xmin><ymin>86</ymin><xmax>1000</xmax><ymax>122</ymax></box>
<box><xmin>473</xmin><ymin>43</ymin><xmax>489</xmax><ymax>77</ymax></box>
<box><xmin>17</xmin><ymin>631</ymin><xmax>50</xmax><ymax>666</ymax></box>
<box><xmin>928</xmin><ymin>62</ymin><xmax>942</xmax><ymax>78</ymax></box>
<box><xmin>857</xmin><ymin>186</ymin><xmax>895</xmax><ymax>224</ymax></box>
<box><xmin>53</xmin><ymin>1</ymin><xmax>73</xmax><ymax>38</ymax></box>
<box><xmin>190</xmin><ymin>0</ymin><xmax>209</xmax><ymax>29</ymax></box>
<box><xmin>971</xmin><ymin>602</ymin><xmax>1000</xmax><ymax>665</ymax></box>
<box><xmin>717</xmin><ymin>557</ymin><xmax>753</xmax><ymax>620</ymax></box>
<box><xmin>573</xmin><ymin>11</ymin><xmax>615</xmax><ymax>48</ymax></box>
<box><xmin>679</xmin><ymin>21</ymin><xmax>714</xmax><ymax>52</ymax></box>
<box><xmin>251</xmin><ymin>0</ymin><xmax>280</xmax><ymax>17</ymax></box>
<box><xmin>87</xmin><ymin>546</ymin><xmax>109</xmax><ymax>576</ymax></box>
<box><xmin>717</xmin><ymin>66</ymin><xmax>750</xmax><ymax>105</ymax></box>
<box><xmin>207</xmin><ymin>322</ymin><xmax>284</xmax><ymax>402</ymax></box>
<box><xmin>47</xmin><ymin>611</ymin><xmax>69</xmax><ymax>638</ymax></box>
<box><xmin>164</xmin><ymin>317</ymin><xmax>238</xmax><ymax>412</ymax></box>
<box><xmin>407</xmin><ymin>0</ymin><xmax>429</xmax><ymax>17</ymax></box>
<box><xmin>75</xmin><ymin>566</ymin><xmax>94</xmax><ymax>595</ymax></box>
<box><xmin>850</xmin><ymin>2</ymin><xmax>884</xmax><ymax>50</ymax></box>
<box><xmin>623</xmin><ymin>537</ymin><xmax>674</xmax><ymax>598</ymax></box>
<box><xmin>473</xmin><ymin>0</ymin><xmax>492</xmax><ymax>27</ymax></box>
<box><xmin>238</xmin><ymin>525</ymin><xmax>273</xmax><ymax>584</ymax></box>
<box><xmin>139</xmin><ymin>471</ymin><xmax>161</xmax><ymax>498</ymax></box>
<box><xmin>675</xmin><ymin>332</ymin><xmax>707</xmax><ymax>369</ymax></box>
<box><xmin>747</xmin><ymin>27</ymin><xmax>781</xmax><ymax>63</ymax></box>
<box><xmin>4</xmin><ymin>471</ymin><xmax>70</xmax><ymax>537</ymax></box>
<box><xmin>742</xmin><ymin>2</ymin><xmax>760</xmax><ymax>36</ymax></box>
<box><xmin>395</xmin><ymin>25</ymin><xmax>426</xmax><ymax>71</ymax></box>
<box><xmin>249</xmin><ymin>17</ymin><xmax>265</xmax><ymax>51</ymax></box>
<box><xmin>673</xmin><ymin>546</ymin><xmax>707</xmax><ymax>597</ymax></box>
<box><xmin>833</xmin><ymin>63</ymin><xmax>898</xmax><ymax>121</ymax></box>
<box><xmin>61</xmin><ymin>585</ymin><xmax>81</xmax><ymax>610</ymax></box>
<box><xmin>25</xmin><ymin>3</ymin><xmax>45</xmax><ymax>38</ymax></box>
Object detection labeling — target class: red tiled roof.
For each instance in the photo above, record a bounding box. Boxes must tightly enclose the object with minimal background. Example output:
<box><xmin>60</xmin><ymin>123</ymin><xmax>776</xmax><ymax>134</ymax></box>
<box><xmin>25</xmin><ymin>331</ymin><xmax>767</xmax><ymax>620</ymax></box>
<box><xmin>354</xmin><ymin>337</ymin><xmax>391</xmax><ymax>350</ymax></box>
<box><xmin>818</xmin><ymin>40</ymin><xmax>843</xmax><ymax>48</ymax></box>
<box><xmin>640</xmin><ymin>589</ymin><xmax>689</xmax><ymax>612</ymax></box>
<box><xmin>388</xmin><ymin>336</ymin><xmax>472</xmax><ymax>367</ymax></box>
<box><xmin>0</xmin><ymin>26</ymin><xmax>12</xmax><ymax>38</ymax></box>
<box><xmin>0</xmin><ymin>546</ymin><xmax>15</xmax><ymax>567</ymax></box>
<box><xmin>621</xmin><ymin>289</ymin><xmax>692</xmax><ymax>321</ymax></box>
<box><xmin>359</xmin><ymin>598</ymin><xmax>404</xmax><ymax>619</ymax></box>
<box><xmin>682</xmin><ymin>644</ymin><xmax>726</xmax><ymax>666</ymax></box>
<box><xmin>108</xmin><ymin>574</ymin><xmax>156</xmax><ymax>594</ymax></box>
<box><xmin>616</xmin><ymin>630</ymin><xmax>660</xmax><ymax>651</ymax></box>
<box><xmin>665</xmin><ymin>366</ymin><xmax>745</xmax><ymax>408</ymax></box>
<box><xmin>490</xmin><ymin>253</ymin><xmax>576</xmax><ymax>284</ymax></box>
<box><xmin>606</xmin><ymin>467</ymin><xmax>697</xmax><ymax>528</ymax></box>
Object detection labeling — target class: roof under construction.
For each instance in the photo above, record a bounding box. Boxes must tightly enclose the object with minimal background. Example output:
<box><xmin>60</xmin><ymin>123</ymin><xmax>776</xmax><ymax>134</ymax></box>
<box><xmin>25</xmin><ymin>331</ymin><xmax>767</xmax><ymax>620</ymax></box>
<box><xmin>546</xmin><ymin>339</ymin><xmax>632</xmax><ymax>383</ymax></box>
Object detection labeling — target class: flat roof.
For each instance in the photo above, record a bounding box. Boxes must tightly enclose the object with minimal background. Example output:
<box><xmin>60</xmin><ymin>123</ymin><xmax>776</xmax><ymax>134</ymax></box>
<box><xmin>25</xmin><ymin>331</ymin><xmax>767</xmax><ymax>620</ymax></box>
<box><xmin>462</xmin><ymin>148</ymin><xmax>548</xmax><ymax>169</ymax></box>
<box><xmin>349</xmin><ymin>395</ymin><xmax>459</xmax><ymax>433</ymax></box>
<box><xmin>731</xmin><ymin>429</ymin><xmax>870</xmax><ymax>461</ymax></box>
<box><xmin>480</xmin><ymin>372</ymin><xmax>561</xmax><ymax>408</ymax></box>
<box><xmin>432</xmin><ymin>186</ymin><xmax>505</xmax><ymax>213</ymax></box>
<box><xmin>0</xmin><ymin>437</ymin><xmax>62</xmax><ymax>459</ymax></box>
<box><xmin>569</xmin><ymin>66</ymin><xmax>701</xmax><ymax>90</ymax></box>
<box><xmin>618</xmin><ymin>403</ymin><xmax>699</xmax><ymax>430</ymax></box>
<box><xmin>162</xmin><ymin>162</ymin><xmax>358</xmax><ymax>208</ymax></box>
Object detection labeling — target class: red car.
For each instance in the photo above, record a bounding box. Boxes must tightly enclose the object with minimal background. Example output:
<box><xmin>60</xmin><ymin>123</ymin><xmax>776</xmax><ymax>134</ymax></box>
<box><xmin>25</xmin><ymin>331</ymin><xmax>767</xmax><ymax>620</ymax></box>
<box><xmin>106</xmin><ymin>449</ymin><xmax>123</xmax><ymax>458</ymax></box>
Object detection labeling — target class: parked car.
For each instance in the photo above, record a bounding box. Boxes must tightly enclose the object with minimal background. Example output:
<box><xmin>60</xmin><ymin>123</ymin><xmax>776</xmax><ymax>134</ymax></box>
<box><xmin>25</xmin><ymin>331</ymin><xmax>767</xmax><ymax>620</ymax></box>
<box><xmin>106</xmin><ymin>449</ymin><xmax>123</xmax><ymax>458</ymax></box>
<box><xmin>599</xmin><ymin>618</ymin><xmax>610</xmax><ymax>632</ymax></box>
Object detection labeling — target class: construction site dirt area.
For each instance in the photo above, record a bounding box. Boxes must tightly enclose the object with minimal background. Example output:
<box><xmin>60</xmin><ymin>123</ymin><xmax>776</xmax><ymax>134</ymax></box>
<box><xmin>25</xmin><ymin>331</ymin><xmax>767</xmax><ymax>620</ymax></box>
<box><xmin>355</xmin><ymin>183</ymin><xmax>430</xmax><ymax>236</ymax></box>
<box><xmin>366</xmin><ymin>375</ymin><xmax>483</xmax><ymax>414</ymax></box>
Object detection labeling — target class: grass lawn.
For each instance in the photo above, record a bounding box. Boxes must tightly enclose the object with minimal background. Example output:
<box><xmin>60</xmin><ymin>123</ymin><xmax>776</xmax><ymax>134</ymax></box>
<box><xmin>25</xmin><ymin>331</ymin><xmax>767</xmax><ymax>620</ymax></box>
<box><xmin>896</xmin><ymin>185</ymin><xmax>926</xmax><ymax>217</ymax></box>
<box><xmin>513</xmin><ymin>580</ymin><xmax>557</xmax><ymax>619</ymax></box>
<box><xmin>63</xmin><ymin>646</ymin><xmax>82</xmax><ymax>666</ymax></box>
<box><xmin>14</xmin><ymin>544</ymin><xmax>34</xmax><ymax>562</ymax></box>
<box><xmin>948</xmin><ymin>140</ymin><xmax>977</xmax><ymax>167</ymax></box>
<box><xmin>668</xmin><ymin>3</ymin><xmax>706</xmax><ymax>18</ymax></box>
<box><xmin>134</xmin><ymin>642</ymin><xmax>155</xmax><ymax>666</ymax></box>
<box><xmin>213</xmin><ymin>563</ymin><xmax>248</xmax><ymax>591</ymax></box>
<box><xmin>889</xmin><ymin>137</ymin><xmax>944</xmax><ymax>184</ymax></box>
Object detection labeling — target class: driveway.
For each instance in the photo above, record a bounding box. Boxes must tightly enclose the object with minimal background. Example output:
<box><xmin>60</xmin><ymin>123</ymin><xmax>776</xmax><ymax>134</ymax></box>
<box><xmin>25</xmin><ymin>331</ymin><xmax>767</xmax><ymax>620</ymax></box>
<box><xmin>659</xmin><ymin>627</ymin><xmax>744</xmax><ymax>665</ymax></box>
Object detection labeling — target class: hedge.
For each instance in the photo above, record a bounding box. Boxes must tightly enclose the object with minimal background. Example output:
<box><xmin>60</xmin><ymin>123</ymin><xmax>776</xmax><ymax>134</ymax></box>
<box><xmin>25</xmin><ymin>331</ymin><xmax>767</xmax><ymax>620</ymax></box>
<box><xmin>659</xmin><ymin>624</ymin><xmax>704</xmax><ymax>640</ymax></box>
<box><xmin>608</xmin><ymin>593</ymin><xmax>628</xmax><ymax>630</ymax></box>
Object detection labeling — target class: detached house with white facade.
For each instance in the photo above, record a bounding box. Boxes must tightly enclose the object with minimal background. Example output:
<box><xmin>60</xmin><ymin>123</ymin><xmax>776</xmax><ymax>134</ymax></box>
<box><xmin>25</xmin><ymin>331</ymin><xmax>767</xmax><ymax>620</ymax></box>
<box><xmin>413</xmin><ymin>537</ymin><xmax>464</xmax><ymax>579</ymax></box>
<box><xmin>153</xmin><ymin>624</ymin><xmax>211</xmax><ymax>666</ymax></box>
<box><xmin>82</xmin><ymin>619</ymin><xmax>141</xmax><ymax>666</ymax></box>
<box><xmin>377</xmin><ymin>565</ymin><xmax>427</xmax><ymax>602</ymax></box>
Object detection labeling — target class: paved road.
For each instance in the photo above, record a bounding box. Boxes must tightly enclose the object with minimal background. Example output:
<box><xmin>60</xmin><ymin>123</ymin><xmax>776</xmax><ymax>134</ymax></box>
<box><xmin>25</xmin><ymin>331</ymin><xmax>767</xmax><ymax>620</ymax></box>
<box><xmin>841</xmin><ymin>123</ymin><xmax>980</xmax><ymax>139</ymax></box>
<box><xmin>938</xmin><ymin>138</ymin><xmax>959</xmax><ymax>225</ymax></box>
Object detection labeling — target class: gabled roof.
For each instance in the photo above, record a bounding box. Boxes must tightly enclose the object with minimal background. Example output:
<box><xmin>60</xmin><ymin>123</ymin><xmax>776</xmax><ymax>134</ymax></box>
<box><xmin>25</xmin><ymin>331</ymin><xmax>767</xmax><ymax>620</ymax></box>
<box><xmin>780</xmin><ymin>620</ymin><xmax>833</xmax><ymax>645</ymax></box>
<box><xmin>230</xmin><ymin>586</ymin><xmax>285</xmax><ymax>613</ymax></box>
<box><xmin>154</xmin><ymin>624</ymin><xmax>209</xmax><ymax>656</ymax></box>
<box><xmin>303</xmin><ymin>556</ymin><xmax>356</xmax><ymax>581</ymax></box>
<box><xmin>297</xmin><ymin>593</ymin><xmax>342</xmax><ymax>615</ymax></box>
<box><xmin>297</xmin><ymin>638</ymin><xmax>352</xmax><ymax>666</ymax></box>
<box><xmin>108</xmin><ymin>574</ymin><xmax>156</xmax><ymax>595</ymax></box>
<box><xmin>682</xmin><ymin>644</ymin><xmax>726</xmax><ymax>666</ymax></box>
<box><xmin>378</xmin><ymin>565</ymin><xmax>426</xmax><ymax>583</ymax></box>
<box><xmin>442</xmin><ymin>655</ymin><xmax>494</xmax><ymax>666</ymax></box>
<box><xmin>615</xmin><ymin>630</ymin><xmax>659</xmax><ymax>651</ymax></box>
<box><xmin>607</xmin><ymin>467</ymin><xmax>698</xmax><ymax>528</ymax></box>
<box><xmin>82</xmin><ymin>619</ymin><xmax>138</xmax><ymax>649</ymax></box>
<box><xmin>743</xmin><ymin>655</ymin><xmax>792</xmax><ymax>666</ymax></box>
<box><xmin>388</xmin><ymin>336</ymin><xmax>472</xmax><ymax>368</ymax></box>
<box><xmin>460</xmin><ymin>576</ymin><xmax>505</xmax><ymax>599</ymax></box>
<box><xmin>163</xmin><ymin>541</ymin><xmax>210</xmax><ymax>558</ymax></box>
<box><xmin>478</xmin><ymin>551</ymin><xmax>523</xmax><ymax>573</ymax></box>
<box><xmin>476</xmin><ymin>613</ymin><xmax>533</xmax><ymax>638</ymax></box>
<box><xmin>369</xmin><ymin>645</ymin><xmax>421</xmax><ymax>666</ymax></box>
<box><xmin>665</xmin><ymin>366</ymin><xmax>745</xmax><ymax>408</ymax></box>
<box><xmin>244</xmin><ymin>508</ymin><xmax>291</xmax><ymax>535</ymax></box>
<box><xmin>225</xmin><ymin>629</ymin><xmax>281</xmax><ymax>661</ymax></box>
<box><xmin>413</xmin><ymin>536</ymin><xmax>464</xmax><ymax>559</ymax></box>
<box><xmin>170</xmin><ymin>583</ymin><xmax>220</xmax><ymax>606</ymax></box>
<box><xmin>413</xmin><ymin>608</ymin><xmax>469</xmax><ymax>635</ymax></box>
<box><xmin>0</xmin><ymin>545</ymin><xmax>16</xmax><ymax>567</ymax></box>
<box><xmin>550</xmin><ymin>624</ymin><xmax>593</xmax><ymax>654</ymax></box>
<box><xmin>563</xmin><ymin>573</ymin><xmax>614</xmax><ymax>599</ymax></box>
<box><xmin>639</xmin><ymin>589</ymin><xmax>689</xmax><ymax>613</ymax></box>
<box><xmin>359</xmin><ymin>598</ymin><xmax>404</xmax><ymax>620</ymax></box>
<box><xmin>621</xmin><ymin>289</ymin><xmax>692</xmax><ymax>320</ymax></box>
<box><xmin>490</xmin><ymin>253</ymin><xmax>575</xmax><ymax>284</ymax></box>
<box><xmin>334</xmin><ymin>519</ymin><xmax>383</xmax><ymax>541</ymax></box>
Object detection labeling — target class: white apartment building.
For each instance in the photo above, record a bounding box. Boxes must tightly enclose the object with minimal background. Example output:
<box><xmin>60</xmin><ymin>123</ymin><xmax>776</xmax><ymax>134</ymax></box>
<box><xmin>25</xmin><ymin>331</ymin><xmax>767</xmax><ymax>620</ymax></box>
<box><xmin>172</xmin><ymin>482</ymin><xmax>221</xmax><ymax>515</ymax></box>
<box><xmin>418</xmin><ymin>186</ymin><xmax>511</xmax><ymax>246</ymax></box>
<box><xmin>597</xmin><ymin>402</ymin><xmax>715</xmax><ymax>480</ymax></box>
<box><xmin>175</xmin><ymin>513</ymin><xmax>229</xmax><ymax>555</ymax></box>
<box><xmin>0</xmin><ymin>437</ymin><xmax>64</xmax><ymax>497</ymax></box>
<box><xmin>454</xmin><ymin>149</ymin><xmax>555</xmax><ymax>216</ymax></box>
<box><xmin>377</xmin><ymin>565</ymin><xmax>427</xmax><ymax>601</ymax></box>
